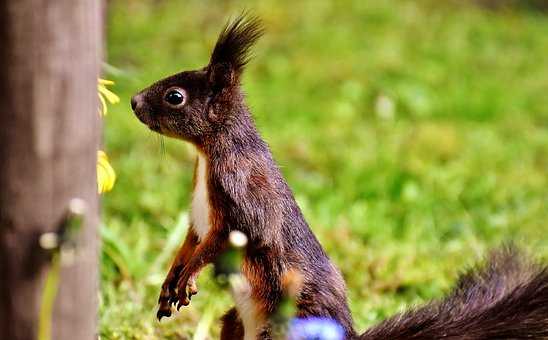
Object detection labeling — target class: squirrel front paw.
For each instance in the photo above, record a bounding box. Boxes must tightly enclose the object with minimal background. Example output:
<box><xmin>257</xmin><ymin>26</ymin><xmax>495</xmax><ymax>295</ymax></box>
<box><xmin>157</xmin><ymin>270</ymin><xmax>200</xmax><ymax>320</ymax></box>
<box><xmin>175</xmin><ymin>272</ymin><xmax>199</xmax><ymax>310</ymax></box>
<box><xmin>157</xmin><ymin>273</ymin><xmax>178</xmax><ymax>321</ymax></box>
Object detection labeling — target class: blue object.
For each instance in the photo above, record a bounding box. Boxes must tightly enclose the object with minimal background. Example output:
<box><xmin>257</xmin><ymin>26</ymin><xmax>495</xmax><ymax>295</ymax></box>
<box><xmin>287</xmin><ymin>317</ymin><xmax>345</xmax><ymax>340</ymax></box>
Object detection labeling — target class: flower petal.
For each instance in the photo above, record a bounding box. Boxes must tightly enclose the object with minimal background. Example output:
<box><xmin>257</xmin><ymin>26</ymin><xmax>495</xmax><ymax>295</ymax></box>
<box><xmin>98</xmin><ymin>84</ymin><xmax>120</xmax><ymax>104</ymax></box>
<box><xmin>97</xmin><ymin>150</ymin><xmax>116</xmax><ymax>194</ymax></box>
<box><xmin>98</xmin><ymin>92</ymin><xmax>107</xmax><ymax>116</ymax></box>
<box><xmin>98</xmin><ymin>78</ymin><xmax>115</xmax><ymax>85</ymax></box>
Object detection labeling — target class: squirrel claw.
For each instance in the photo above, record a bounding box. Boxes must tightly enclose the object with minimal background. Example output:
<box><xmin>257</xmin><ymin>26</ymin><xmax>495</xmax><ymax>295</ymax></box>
<box><xmin>157</xmin><ymin>308</ymin><xmax>171</xmax><ymax>321</ymax></box>
<box><xmin>177</xmin><ymin>297</ymin><xmax>190</xmax><ymax>310</ymax></box>
<box><xmin>169</xmin><ymin>296</ymin><xmax>178</xmax><ymax>306</ymax></box>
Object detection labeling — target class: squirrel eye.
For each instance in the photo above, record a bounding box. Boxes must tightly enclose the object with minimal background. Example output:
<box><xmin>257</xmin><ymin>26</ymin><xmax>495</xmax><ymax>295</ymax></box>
<box><xmin>164</xmin><ymin>88</ymin><xmax>186</xmax><ymax>107</ymax></box>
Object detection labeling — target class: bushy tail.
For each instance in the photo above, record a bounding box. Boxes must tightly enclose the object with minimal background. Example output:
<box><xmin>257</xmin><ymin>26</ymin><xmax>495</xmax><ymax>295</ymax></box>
<box><xmin>360</xmin><ymin>246</ymin><xmax>548</xmax><ymax>339</ymax></box>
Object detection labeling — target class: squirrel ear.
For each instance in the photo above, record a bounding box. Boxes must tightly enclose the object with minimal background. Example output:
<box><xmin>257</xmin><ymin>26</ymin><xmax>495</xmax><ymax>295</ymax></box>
<box><xmin>207</xmin><ymin>13</ymin><xmax>263</xmax><ymax>89</ymax></box>
<box><xmin>207</xmin><ymin>62</ymin><xmax>235</xmax><ymax>90</ymax></box>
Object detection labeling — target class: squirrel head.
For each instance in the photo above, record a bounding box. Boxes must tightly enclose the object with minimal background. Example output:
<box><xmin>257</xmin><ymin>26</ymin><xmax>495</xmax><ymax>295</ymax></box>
<box><xmin>131</xmin><ymin>14</ymin><xmax>264</xmax><ymax>145</ymax></box>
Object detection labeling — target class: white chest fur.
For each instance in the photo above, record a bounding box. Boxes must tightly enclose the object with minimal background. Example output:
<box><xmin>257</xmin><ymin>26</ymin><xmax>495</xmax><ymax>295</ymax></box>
<box><xmin>191</xmin><ymin>153</ymin><xmax>211</xmax><ymax>240</ymax></box>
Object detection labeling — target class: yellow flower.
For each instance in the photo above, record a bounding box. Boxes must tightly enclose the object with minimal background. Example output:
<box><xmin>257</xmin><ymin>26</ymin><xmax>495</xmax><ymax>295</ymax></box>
<box><xmin>97</xmin><ymin>78</ymin><xmax>118</xmax><ymax>193</ymax></box>
<box><xmin>98</xmin><ymin>78</ymin><xmax>120</xmax><ymax>115</ymax></box>
<box><xmin>97</xmin><ymin>150</ymin><xmax>116</xmax><ymax>194</ymax></box>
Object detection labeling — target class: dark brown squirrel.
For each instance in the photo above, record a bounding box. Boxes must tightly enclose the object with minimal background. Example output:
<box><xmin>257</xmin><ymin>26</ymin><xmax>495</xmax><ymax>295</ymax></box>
<box><xmin>131</xmin><ymin>15</ymin><xmax>548</xmax><ymax>340</ymax></box>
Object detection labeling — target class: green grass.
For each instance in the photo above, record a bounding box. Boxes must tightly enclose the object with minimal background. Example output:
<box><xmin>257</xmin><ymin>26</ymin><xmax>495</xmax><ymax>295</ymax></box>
<box><xmin>102</xmin><ymin>0</ymin><xmax>548</xmax><ymax>338</ymax></box>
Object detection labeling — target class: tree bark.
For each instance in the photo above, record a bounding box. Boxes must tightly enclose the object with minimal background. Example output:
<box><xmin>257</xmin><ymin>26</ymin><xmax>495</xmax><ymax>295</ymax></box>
<box><xmin>0</xmin><ymin>1</ymin><xmax>102</xmax><ymax>339</ymax></box>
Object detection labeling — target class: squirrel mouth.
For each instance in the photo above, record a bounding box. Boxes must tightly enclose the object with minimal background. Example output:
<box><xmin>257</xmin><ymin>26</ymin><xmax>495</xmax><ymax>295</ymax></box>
<box><xmin>133</xmin><ymin>108</ymin><xmax>181</xmax><ymax>139</ymax></box>
<box><xmin>133</xmin><ymin>109</ymin><xmax>162</xmax><ymax>133</ymax></box>
<box><xmin>147</xmin><ymin>118</ymin><xmax>162</xmax><ymax>133</ymax></box>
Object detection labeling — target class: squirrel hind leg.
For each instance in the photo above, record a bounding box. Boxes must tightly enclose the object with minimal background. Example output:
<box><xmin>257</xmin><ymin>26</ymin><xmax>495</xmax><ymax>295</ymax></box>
<box><xmin>220</xmin><ymin>307</ymin><xmax>245</xmax><ymax>340</ymax></box>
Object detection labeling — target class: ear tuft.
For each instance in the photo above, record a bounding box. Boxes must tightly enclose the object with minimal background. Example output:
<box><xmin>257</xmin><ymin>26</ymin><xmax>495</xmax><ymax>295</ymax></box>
<box><xmin>208</xmin><ymin>13</ymin><xmax>264</xmax><ymax>86</ymax></box>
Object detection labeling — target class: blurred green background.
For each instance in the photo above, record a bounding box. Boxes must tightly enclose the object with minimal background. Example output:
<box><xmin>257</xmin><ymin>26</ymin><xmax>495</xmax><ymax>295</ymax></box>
<box><xmin>101</xmin><ymin>0</ymin><xmax>548</xmax><ymax>338</ymax></box>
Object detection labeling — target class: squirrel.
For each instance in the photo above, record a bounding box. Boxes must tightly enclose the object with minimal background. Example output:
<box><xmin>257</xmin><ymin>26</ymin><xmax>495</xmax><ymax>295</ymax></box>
<box><xmin>131</xmin><ymin>14</ymin><xmax>548</xmax><ymax>340</ymax></box>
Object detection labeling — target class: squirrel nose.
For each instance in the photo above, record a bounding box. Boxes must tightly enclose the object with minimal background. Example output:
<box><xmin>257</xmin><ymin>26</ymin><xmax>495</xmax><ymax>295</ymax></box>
<box><xmin>131</xmin><ymin>93</ymin><xmax>144</xmax><ymax>111</ymax></box>
<box><xmin>130</xmin><ymin>95</ymin><xmax>138</xmax><ymax>111</ymax></box>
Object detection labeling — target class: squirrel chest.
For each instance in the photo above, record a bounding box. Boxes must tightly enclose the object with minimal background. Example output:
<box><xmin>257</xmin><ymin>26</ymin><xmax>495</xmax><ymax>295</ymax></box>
<box><xmin>191</xmin><ymin>153</ymin><xmax>211</xmax><ymax>239</ymax></box>
<box><xmin>191</xmin><ymin>152</ymin><xmax>263</xmax><ymax>339</ymax></box>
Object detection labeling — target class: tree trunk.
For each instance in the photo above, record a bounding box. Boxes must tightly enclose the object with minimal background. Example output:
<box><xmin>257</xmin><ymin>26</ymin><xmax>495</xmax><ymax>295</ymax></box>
<box><xmin>0</xmin><ymin>1</ymin><xmax>102</xmax><ymax>339</ymax></box>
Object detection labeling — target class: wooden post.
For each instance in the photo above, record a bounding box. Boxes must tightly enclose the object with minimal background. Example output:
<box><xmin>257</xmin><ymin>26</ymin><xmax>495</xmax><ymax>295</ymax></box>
<box><xmin>0</xmin><ymin>1</ymin><xmax>102</xmax><ymax>339</ymax></box>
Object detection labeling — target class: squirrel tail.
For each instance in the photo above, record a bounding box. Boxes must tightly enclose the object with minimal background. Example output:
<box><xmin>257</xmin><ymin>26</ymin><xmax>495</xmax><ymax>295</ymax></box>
<box><xmin>359</xmin><ymin>245</ymin><xmax>548</xmax><ymax>340</ymax></box>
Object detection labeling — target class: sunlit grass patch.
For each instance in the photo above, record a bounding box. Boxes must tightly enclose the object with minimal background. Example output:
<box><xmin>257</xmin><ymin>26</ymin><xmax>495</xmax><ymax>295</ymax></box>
<box><xmin>102</xmin><ymin>0</ymin><xmax>548</xmax><ymax>337</ymax></box>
